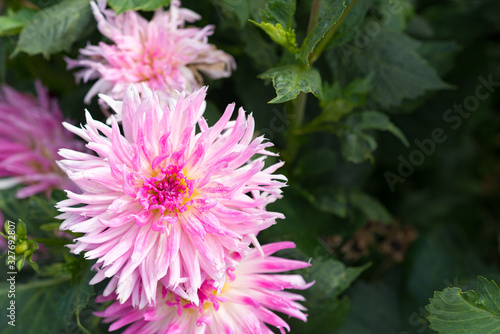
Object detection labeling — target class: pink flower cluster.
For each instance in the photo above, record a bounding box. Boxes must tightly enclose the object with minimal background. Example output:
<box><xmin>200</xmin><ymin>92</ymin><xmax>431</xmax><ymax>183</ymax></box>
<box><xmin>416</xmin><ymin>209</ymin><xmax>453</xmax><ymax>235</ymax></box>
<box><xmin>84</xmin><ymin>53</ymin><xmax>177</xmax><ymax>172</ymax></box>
<box><xmin>66</xmin><ymin>0</ymin><xmax>236</xmax><ymax>104</ymax></box>
<box><xmin>56</xmin><ymin>85</ymin><xmax>312</xmax><ymax>332</ymax></box>
<box><xmin>0</xmin><ymin>1</ymin><xmax>312</xmax><ymax>332</ymax></box>
<box><xmin>0</xmin><ymin>81</ymin><xmax>81</xmax><ymax>198</ymax></box>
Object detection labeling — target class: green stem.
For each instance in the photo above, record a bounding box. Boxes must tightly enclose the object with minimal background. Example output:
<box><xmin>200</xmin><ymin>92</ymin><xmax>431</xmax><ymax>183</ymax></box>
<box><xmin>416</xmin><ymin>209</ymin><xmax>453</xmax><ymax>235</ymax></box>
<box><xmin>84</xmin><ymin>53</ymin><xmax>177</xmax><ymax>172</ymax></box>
<box><xmin>308</xmin><ymin>0</ymin><xmax>359</xmax><ymax>64</ymax></box>
<box><xmin>286</xmin><ymin>1</ymin><xmax>324</xmax><ymax>162</ymax></box>
<box><xmin>307</xmin><ymin>0</ymin><xmax>323</xmax><ymax>35</ymax></box>
<box><xmin>0</xmin><ymin>275</ymin><xmax>71</xmax><ymax>293</ymax></box>
<box><xmin>292</xmin><ymin>0</ymin><xmax>323</xmax><ymax>128</ymax></box>
<box><xmin>77</xmin><ymin>307</ymin><xmax>92</xmax><ymax>334</ymax></box>
<box><xmin>292</xmin><ymin>92</ymin><xmax>308</xmax><ymax>131</ymax></box>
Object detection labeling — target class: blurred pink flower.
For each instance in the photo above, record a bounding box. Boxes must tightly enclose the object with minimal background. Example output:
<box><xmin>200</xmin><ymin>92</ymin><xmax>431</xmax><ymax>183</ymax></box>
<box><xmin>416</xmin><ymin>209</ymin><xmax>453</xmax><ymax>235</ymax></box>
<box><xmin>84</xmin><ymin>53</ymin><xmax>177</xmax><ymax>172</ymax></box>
<box><xmin>0</xmin><ymin>81</ymin><xmax>82</xmax><ymax>198</ymax></box>
<box><xmin>66</xmin><ymin>0</ymin><xmax>236</xmax><ymax>104</ymax></box>
<box><xmin>56</xmin><ymin>85</ymin><xmax>286</xmax><ymax>307</ymax></box>
<box><xmin>96</xmin><ymin>242</ymin><xmax>313</xmax><ymax>334</ymax></box>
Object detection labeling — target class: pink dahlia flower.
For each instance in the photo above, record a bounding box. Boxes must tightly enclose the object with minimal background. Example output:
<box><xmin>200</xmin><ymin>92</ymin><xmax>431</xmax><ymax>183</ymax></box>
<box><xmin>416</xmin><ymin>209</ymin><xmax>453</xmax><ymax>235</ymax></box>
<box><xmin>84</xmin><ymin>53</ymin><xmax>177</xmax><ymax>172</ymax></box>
<box><xmin>66</xmin><ymin>0</ymin><xmax>236</xmax><ymax>104</ymax></box>
<box><xmin>0</xmin><ymin>81</ymin><xmax>82</xmax><ymax>198</ymax></box>
<box><xmin>96</xmin><ymin>242</ymin><xmax>313</xmax><ymax>334</ymax></box>
<box><xmin>56</xmin><ymin>85</ymin><xmax>286</xmax><ymax>307</ymax></box>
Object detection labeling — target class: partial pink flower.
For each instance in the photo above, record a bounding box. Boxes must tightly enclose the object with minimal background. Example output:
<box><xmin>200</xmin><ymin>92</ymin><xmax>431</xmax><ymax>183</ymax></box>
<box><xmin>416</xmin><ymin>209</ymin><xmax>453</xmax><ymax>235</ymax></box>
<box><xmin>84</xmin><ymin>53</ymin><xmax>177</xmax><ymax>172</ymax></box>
<box><xmin>0</xmin><ymin>81</ymin><xmax>82</xmax><ymax>198</ymax></box>
<box><xmin>56</xmin><ymin>85</ymin><xmax>286</xmax><ymax>308</ymax></box>
<box><xmin>0</xmin><ymin>211</ymin><xmax>5</xmax><ymax>253</ymax></box>
<box><xmin>66</xmin><ymin>0</ymin><xmax>236</xmax><ymax>104</ymax></box>
<box><xmin>96</xmin><ymin>242</ymin><xmax>313</xmax><ymax>334</ymax></box>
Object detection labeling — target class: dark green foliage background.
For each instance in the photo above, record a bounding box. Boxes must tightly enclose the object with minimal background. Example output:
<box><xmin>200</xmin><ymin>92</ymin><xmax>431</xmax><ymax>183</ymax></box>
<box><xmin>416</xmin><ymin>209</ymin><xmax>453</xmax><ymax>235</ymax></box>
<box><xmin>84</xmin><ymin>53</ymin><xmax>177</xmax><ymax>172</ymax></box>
<box><xmin>1</xmin><ymin>0</ymin><xmax>499</xmax><ymax>333</ymax></box>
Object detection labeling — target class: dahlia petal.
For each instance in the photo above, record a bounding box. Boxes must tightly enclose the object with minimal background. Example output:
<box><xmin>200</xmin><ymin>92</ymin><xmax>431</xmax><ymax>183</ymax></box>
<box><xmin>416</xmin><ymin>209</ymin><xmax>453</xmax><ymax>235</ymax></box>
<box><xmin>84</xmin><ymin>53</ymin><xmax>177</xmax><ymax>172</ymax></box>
<box><xmin>96</xmin><ymin>242</ymin><xmax>311</xmax><ymax>333</ymax></box>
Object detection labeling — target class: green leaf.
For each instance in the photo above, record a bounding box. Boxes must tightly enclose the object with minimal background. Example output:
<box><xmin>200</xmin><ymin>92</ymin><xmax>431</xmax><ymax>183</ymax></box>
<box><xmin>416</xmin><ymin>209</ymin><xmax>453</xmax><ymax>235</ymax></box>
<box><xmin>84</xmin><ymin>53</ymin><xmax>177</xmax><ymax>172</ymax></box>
<box><xmin>250</xmin><ymin>21</ymin><xmax>297</xmax><ymax>54</ymax></box>
<box><xmin>0</xmin><ymin>187</ymin><xmax>65</xmax><ymax>236</ymax></box>
<box><xmin>318</xmin><ymin>98</ymin><xmax>353</xmax><ymax>123</ymax></box>
<box><xmin>348</xmin><ymin>190</ymin><xmax>391</xmax><ymax>223</ymax></box>
<box><xmin>311</xmin><ymin>76</ymin><xmax>373</xmax><ymax>125</ymax></box>
<box><xmin>216</xmin><ymin>0</ymin><xmax>250</xmax><ymax>27</ymax></box>
<box><xmin>427</xmin><ymin>277</ymin><xmax>500</xmax><ymax>334</ymax></box>
<box><xmin>404</xmin><ymin>226</ymin><xmax>497</xmax><ymax>312</ymax></box>
<box><xmin>13</xmin><ymin>0</ymin><xmax>93</xmax><ymax>58</ymax></box>
<box><xmin>300</xmin><ymin>185</ymin><xmax>391</xmax><ymax>222</ymax></box>
<box><xmin>259</xmin><ymin>65</ymin><xmax>323</xmax><ymax>103</ymax></box>
<box><xmin>0</xmin><ymin>275</ymin><xmax>72</xmax><ymax>334</ymax></box>
<box><xmin>57</xmin><ymin>267</ymin><xmax>95</xmax><ymax>323</ymax></box>
<box><xmin>328</xmin><ymin>0</ymin><xmax>370</xmax><ymax>48</ymax></box>
<box><xmin>344</xmin><ymin>111</ymin><xmax>409</xmax><ymax>147</ymax></box>
<box><xmin>0</xmin><ymin>8</ymin><xmax>37</xmax><ymax>36</ymax></box>
<box><xmin>309</xmin><ymin>187</ymin><xmax>349</xmax><ymax>218</ymax></box>
<box><xmin>309</xmin><ymin>260</ymin><xmax>369</xmax><ymax>298</ymax></box>
<box><xmin>297</xmin><ymin>0</ymin><xmax>346</xmax><ymax>65</ymax></box>
<box><xmin>351</xmin><ymin>30</ymin><xmax>450</xmax><ymax>108</ymax></box>
<box><xmin>16</xmin><ymin>255</ymin><xmax>26</xmax><ymax>271</ymax></box>
<box><xmin>342</xmin><ymin>74</ymin><xmax>373</xmax><ymax>107</ymax></box>
<box><xmin>107</xmin><ymin>0</ymin><xmax>170</xmax><ymax>14</ymax></box>
<box><xmin>251</xmin><ymin>0</ymin><xmax>297</xmax><ymax>53</ymax></box>
<box><xmin>340</xmin><ymin>130</ymin><xmax>377</xmax><ymax>163</ymax></box>
<box><xmin>259</xmin><ymin>0</ymin><xmax>295</xmax><ymax>29</ymax></box>
<box><xmin>339</xmin><ymin>111</ymin><xmax>408</xmax><ymax>163</ymax></box>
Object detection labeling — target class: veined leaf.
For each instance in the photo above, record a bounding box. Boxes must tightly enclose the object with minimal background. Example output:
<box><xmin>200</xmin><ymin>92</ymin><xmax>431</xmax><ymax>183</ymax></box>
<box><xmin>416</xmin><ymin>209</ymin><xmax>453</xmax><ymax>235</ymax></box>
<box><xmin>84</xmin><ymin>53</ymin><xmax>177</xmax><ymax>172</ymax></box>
<box><xmin>259</xmin><ymin>64</ymin><xmax>323</xmax><ymax>103</ymax></box>
<box><xmin>351</xmin><ymin>30</ymin><xmax>450</xmax><ymax>108</ymax></box>
<box><xmin>107</xmin><ymin>0</ymin><xmax>170</xmax><ymax>14</ymax></box>
<box><xmin>339</xmin><ymin>110</ymin><xmax>408</xmax><ymax>163</ymax></box>
<box><xmin>297</xmin><ymin>0</ymin><xmax>346</xmax><ymax>65</ymax></box>
<box><xmin>259</xmin><ymin>0</ymin><xmax>295</xmax><ymax>29</ymax></box>
<box><xmin>13</xmin><ymin>0</ymin><xmax>93</xmax><ymax>58</ymax></box>
<box><xmin>250</xmin><ymin>21</ymin><xmax>297</xmax><ymax>54</ymax></box>
<box><xmin>427</xmin><ymin>277</ymin><xmax>500</xmax><ymax>334</ymax></box>
<box><xmin>344</xmin><ymin>110</ymin><xmax>409</xmax><ymax>147</ymax></box>
<box><xmin>310</xmin><ymin>75</ymin><xmax>373</xmax><ymax>125</ymax></box>
<box><xmin>251</xmin><ymin>0</ymin><xmax>297</xmax><ymax>53</ymax></box>
<box><xmin>329</xmin><ymin>0</ymin><xmax>370</xmax><ymax>48</ymax></box>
